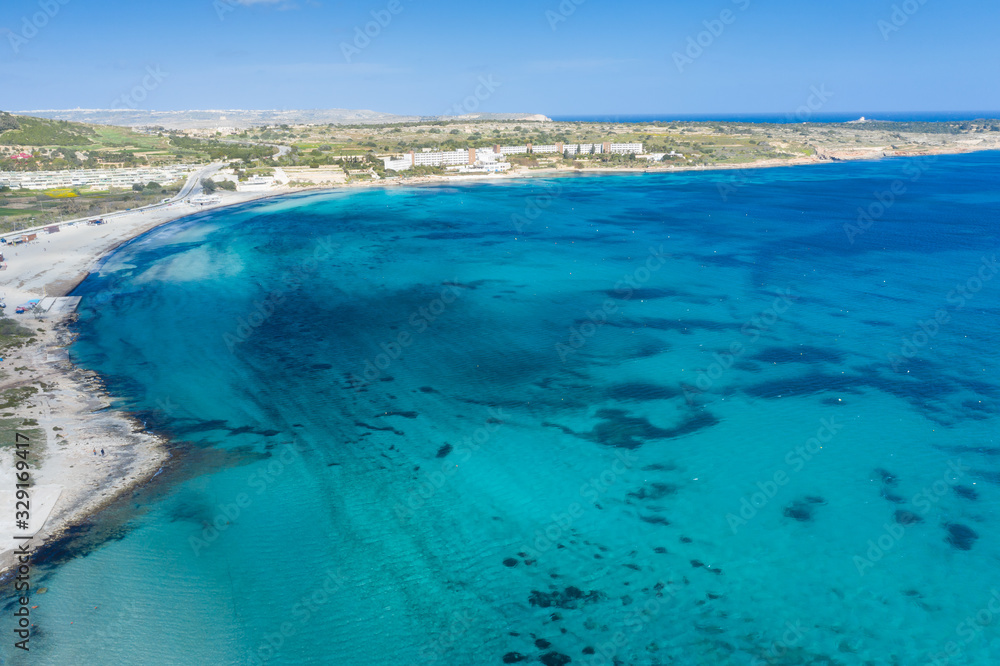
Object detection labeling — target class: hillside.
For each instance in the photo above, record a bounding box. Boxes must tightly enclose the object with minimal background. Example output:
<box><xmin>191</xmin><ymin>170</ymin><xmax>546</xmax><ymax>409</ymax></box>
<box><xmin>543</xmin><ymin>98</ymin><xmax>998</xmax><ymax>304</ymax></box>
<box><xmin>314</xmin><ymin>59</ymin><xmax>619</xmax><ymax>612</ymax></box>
<box><xmin>0</xmin><ymin>112</ymin><xmax>97</xmax><ymax>146</ymax></box>
<box><xmin>245</xmin><ymin>116</ymin><xmax>1000</xmax><ymax>172</ymax></box>
<box><xmin>0</xmin><ymin>112</ymin><xmax>217</xmax><ymax>170</ymax></box>
<box><xmin>17</xmin><ymin>108</ymin><xmax>553</xmax><ymax>130</ymax></box>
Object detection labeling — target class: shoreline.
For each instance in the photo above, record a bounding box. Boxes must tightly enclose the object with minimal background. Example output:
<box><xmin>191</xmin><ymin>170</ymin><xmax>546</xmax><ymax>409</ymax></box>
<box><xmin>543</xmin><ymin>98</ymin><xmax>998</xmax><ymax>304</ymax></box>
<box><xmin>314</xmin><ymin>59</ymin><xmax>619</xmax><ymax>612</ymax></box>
<box><xmin>1</xmin><ymin>144</ymin><xmax>996</xmax><ymax>577</ymax></box>
<box><xmin>311</xmin><ymin>142</ymin><xmax>1000</xmax><ymax>189</ymax></box>
<box><xmin>0</xmin><ymin>323</ymin><xmax>169</xmax><ymax>581</ymax></box>
<box><xmin>0</xmin><ymin>188</ymin><xmax>282</xmax><ymax>578</ymax></box>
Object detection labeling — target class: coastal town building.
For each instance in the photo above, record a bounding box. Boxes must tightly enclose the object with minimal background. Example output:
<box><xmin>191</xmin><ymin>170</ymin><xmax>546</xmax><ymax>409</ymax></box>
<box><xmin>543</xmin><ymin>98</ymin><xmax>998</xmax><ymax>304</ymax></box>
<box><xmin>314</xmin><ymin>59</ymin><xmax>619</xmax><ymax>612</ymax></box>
<box><xmin>384</xmin><ymin>148</ymin><xmax>484</xmax><ymax>171</ymax></box>
<box><xmin>0</xmin><ymin>165</ymin><xmax>199</xmax><ymax>191</ymax></box>
<box><xmin>496</xmin><ymin>142</ymin><xmax>644</xmax><ymax>156</ymax></box>
<box><xmin>474</xmin><ymin>148</ymin><xmax>503</xmax><ymax>163</ymax></box>
<box><xmin>383</xmin><ymin>156</ymin><xmax>414</xmax><ymax>171</ymax></box>
<box><xmin>608</xmin><ymin>143</ymin><xmax>644</xmax><ymax>154</ymax></box>
<box><xmin>562</xmin><ymin>143</ymin><xmax>603</xmax><ymax>155</ymax></box>
<box><xmin>498</xmin><ymin>145</ymin><xmax>529</xmax><ymax>155</ymax></box>
<box><xmin>381</xmin><ymin>141</ymin><xmax>644</xmax><ymax>172</ymax></box>
<box><xmin>383</xmin><ymin>146</ymin><xmax>519</xmax><ymax>173</ymax></box>
<box><xmin>411</xmin><ymin>149</ymin><xmax>477</xmax><ymax>168</ymax></box>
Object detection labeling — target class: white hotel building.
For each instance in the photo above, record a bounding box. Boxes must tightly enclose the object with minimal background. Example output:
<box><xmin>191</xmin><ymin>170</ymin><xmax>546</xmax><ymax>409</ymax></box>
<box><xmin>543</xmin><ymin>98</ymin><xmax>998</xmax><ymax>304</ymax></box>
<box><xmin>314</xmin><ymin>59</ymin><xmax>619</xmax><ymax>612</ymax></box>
<box><xmin>564</xmin><ymin>144</ymin><xmax>603</xmax><ymax>155</ymax></box>
<box><xmin>411</xmin><ymin>148</ymin><xmax>478</xmax><ymax>168</ymax></box>
<box><xmin>498</xmin><ymin>145</ymin><xmax>529</xmax><ymax>155</ymax></box>
<box><xmin>382</xmin><ymin>142</ymin><xmax>644</xmax><ymax>172</ymax></box>
<box><xmin>383</xmin><ymin>148</ymin><xmax>481</xmax><ymax>172</ymax></box>
<box><xmin>609</xmin><ymin>143</ymin><xmax>645</xmax><ymax>154</ymax></box>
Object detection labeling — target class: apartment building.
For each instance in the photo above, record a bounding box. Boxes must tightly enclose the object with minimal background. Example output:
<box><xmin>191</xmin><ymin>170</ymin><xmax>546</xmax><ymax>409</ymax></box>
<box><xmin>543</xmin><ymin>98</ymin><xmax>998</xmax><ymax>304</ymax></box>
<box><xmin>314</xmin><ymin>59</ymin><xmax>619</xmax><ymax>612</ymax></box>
<box><xmin>383</xmin><ymin>156</ymin><xmax>413</xmax><ymax>171</ymax></box>
<box><xmin>0</xmin><ymin>165</ymin><xmax>199</xmax><ymax>191</ymax></box>
<box><xmin>608</xmin><ymin>143</ymin><xmax>644</xmax><ymax>154</ymax></box>
<box><xmin>411</xmin><ymin>148</ymin><xmax>477</xmax><ymax>168</ymax></box>
<box><xmin>381</xmin><ymin>140</ymin><xmax>644</xmax><ymax>172</ymax></box>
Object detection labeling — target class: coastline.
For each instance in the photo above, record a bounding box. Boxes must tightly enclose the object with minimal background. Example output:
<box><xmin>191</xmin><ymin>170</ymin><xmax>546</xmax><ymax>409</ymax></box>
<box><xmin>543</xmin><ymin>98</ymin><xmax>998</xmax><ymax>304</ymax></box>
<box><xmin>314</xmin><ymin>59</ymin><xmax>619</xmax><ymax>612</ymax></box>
<box><xmin>0</xmin><ymin>143</ymin><xmax>996</xmax><ymax>578</ymax></box>
<box><xmin>0</xmin><ymin>189</ymin><xmax>284</xmax><ymax>578</ymax></box>
<box><xmin>337</xmin><ymin>140</ymin><xmax>1000</xmax><ymax>189</ymax></box>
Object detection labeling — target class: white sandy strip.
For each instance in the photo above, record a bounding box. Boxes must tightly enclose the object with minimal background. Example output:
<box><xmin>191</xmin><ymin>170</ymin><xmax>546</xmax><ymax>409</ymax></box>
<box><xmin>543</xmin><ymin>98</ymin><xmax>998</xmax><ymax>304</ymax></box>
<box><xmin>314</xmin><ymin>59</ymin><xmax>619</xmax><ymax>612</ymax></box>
<box><xmin>0</xmin><ymin>187</ymin><xmax>291</xmax><ymax>575</ymax></box>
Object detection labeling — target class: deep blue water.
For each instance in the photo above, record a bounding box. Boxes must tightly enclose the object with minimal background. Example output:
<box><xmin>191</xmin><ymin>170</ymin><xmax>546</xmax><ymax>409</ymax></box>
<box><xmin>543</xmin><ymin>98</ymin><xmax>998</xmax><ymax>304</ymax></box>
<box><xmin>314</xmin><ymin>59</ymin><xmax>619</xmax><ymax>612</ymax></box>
<box><xmin>551</xmin><ymin>113</ymin><xmax>1000</xmax><ymax>124</ymax></box>
<box><xmin>3</xmin><ymin>153</ymin><xmax>1000</xmax><ymax>665</ymax></box>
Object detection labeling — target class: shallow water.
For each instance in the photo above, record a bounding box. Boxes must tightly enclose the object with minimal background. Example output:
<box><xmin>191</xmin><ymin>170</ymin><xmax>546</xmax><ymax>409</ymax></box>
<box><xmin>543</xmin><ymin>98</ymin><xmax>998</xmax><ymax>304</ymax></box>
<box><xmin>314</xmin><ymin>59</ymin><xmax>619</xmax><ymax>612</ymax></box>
<box><xmin>3</xmin><ymin>153</ymin><xmax>1000</xmax><ymax>665</ymax></box>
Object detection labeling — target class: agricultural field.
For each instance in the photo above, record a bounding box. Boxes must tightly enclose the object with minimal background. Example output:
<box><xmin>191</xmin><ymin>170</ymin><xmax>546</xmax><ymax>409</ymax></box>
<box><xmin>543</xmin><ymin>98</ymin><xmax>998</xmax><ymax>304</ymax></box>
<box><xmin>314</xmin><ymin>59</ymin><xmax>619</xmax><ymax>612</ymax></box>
<box><xmin>0</xmin><ymin>181</ymin><xmax>183</xmax><ymax>234</ymax></box>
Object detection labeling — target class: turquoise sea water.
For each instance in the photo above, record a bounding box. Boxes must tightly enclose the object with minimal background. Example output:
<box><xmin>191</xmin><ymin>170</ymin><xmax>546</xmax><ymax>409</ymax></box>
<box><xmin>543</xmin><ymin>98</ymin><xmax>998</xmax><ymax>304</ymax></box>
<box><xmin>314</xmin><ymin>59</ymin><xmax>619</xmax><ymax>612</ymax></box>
<box><xmin>3</xmin><ymin>153</ymin><xmax>1000</xmax><ymax>665</ymax></box>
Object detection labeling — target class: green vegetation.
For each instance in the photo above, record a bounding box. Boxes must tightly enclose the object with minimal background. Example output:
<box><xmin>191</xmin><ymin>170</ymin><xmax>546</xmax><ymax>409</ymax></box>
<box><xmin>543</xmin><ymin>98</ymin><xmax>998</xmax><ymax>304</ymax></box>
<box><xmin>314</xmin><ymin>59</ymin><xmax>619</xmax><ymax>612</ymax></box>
<box><xmin>0</xmin><ymin>181</ymin><xmax>183</xmax><ymax>233</ymax></box>
<box><xmin>0</xmin><ymin>386</ymin><xmax>38</xmax><ymax>411</ymax></box>
<box><xmin>396</xmin><ymin>165</ymin><xmax>446</xmax><ymax>177</ymax></box>
<box><xmin>3</xmin><ymin>112</ymin><xmax>999</xmax><ymax>203</ymax></box>
<box><xmin>0</xmin><ymin>417</ymin><xmax>43</xmax><ymax>452</ymax></box>
<box><xmin>0</xmin><ymin>115</ymin><xmax>96</xmax><ymax>147</ymax></box>
<box><xmin>200</xmin><ymin>177</ymin><xmax>236</xmax><ymax>192</ymax></box>
<box><xmin>0</xmin><ymin>112</ymin><xmax>229</xmax><ymax>170</ymax></box>
<box><xmin>0</xmin><ymin>113</ymin><xmax>20</xmax><ymax>133</ymax></box>
<box><xmin>0</xmin><ymin>317</ymin><xmax>34</xmax><ymax>354</ymax></box>
<box><xmin>238</xmin><ymin>115</ymin><xmax>996</xmax><ymax>177</ymax></box>
<box><xmin>129</xmin><ymin>180</ymin><xmax>166</xmax><ymax>192</ymax></box>
<box><xmin>0</xmin><ymin>407</ymin><xmax>44</xmax><ymax>458</ymax></box>
<box><xmin>508</xmin><ymin>156</ymin><xmax>540</xmax><ymax>168</ymax></box>
<box><xmin>168</xmin><ymin>135</ymin><xmax>278</xmax><ymax>162</ymax></box>
<box><xmin>860</xmin><ymin>119</ymin><xmax>1000</xmax><ymax>134</ymax></box>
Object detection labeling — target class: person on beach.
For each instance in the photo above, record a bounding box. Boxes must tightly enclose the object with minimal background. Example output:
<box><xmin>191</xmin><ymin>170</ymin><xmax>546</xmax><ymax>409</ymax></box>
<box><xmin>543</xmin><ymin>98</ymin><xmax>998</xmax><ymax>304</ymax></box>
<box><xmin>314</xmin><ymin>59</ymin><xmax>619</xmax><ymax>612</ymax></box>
<box><xmin>100</xmin><ymin>449</ymin><xmax>105</xmax><ymax>456</ymax></box>
<box><xmin>93</xmin><ymin>449</ymin><xmax>96</xmax><ymax>455</ymax></box>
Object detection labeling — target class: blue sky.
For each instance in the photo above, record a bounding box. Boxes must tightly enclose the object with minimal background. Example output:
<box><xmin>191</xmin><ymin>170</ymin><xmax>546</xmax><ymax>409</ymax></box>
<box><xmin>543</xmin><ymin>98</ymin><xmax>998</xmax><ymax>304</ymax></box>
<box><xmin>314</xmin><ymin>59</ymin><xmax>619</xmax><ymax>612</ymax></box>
<box><xmin>1</xmin><ymin>0</ymin><xmax>998</xmax><ymax>116</ymax></box>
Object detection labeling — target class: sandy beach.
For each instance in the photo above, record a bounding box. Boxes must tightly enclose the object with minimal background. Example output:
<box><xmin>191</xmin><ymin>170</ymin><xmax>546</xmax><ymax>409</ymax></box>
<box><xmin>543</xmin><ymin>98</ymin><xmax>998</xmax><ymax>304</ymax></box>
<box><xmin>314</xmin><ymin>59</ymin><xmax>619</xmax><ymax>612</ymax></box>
<box><xmin>1</xmin><ymin>143</ymin><xmax>996</xmax><ymax>578</ymax></box>
<box><xmin>0</xmin><ymin>189</ymin><xmax>282</xmax><ymax>577</ymax></box>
